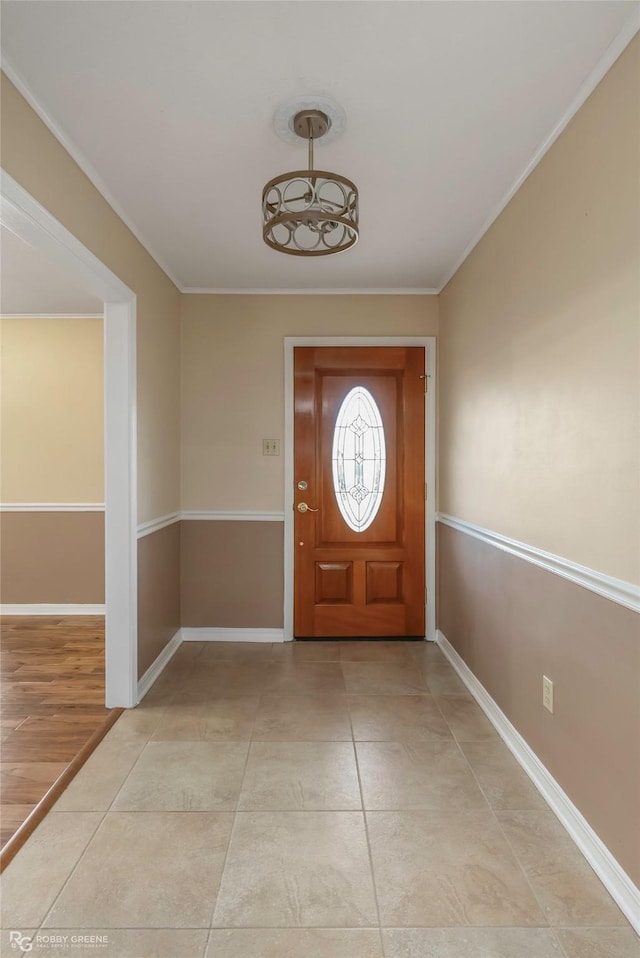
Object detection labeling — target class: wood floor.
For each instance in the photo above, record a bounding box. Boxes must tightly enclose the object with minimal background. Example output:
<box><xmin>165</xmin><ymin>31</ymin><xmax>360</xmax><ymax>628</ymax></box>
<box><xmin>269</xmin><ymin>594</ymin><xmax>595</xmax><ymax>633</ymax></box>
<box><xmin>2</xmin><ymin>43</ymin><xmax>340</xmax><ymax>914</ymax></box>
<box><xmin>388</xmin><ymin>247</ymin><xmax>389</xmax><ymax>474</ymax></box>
<box><xmin>0</xmin><ymin>616</ymin><xmax>112</xmax><ymax>849</ymax></box>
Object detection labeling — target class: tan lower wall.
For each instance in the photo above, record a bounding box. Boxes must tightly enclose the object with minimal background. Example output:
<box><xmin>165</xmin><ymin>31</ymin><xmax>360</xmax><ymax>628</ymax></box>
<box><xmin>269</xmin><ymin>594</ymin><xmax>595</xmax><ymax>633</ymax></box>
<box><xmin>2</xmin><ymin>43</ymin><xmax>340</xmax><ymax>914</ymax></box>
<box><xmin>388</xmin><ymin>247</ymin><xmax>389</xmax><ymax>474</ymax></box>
<box><xmin>180</xmin><ymin>521</ymin><xmax>283</xmax><ymax>629</ymax></box>
<box><xmin>437</xmin><ymin>521</ymin><xmax>640</xmax><ymax>887</ymax></box>
<box><xmin>0</xmin><ymin>511</ymin><xmax>104</xmax><ymax>603</ymax></box>
<box><xmin>137</xmin><ymin>523</ymin><xmax>181</xmax><ymax>678</ymax></box>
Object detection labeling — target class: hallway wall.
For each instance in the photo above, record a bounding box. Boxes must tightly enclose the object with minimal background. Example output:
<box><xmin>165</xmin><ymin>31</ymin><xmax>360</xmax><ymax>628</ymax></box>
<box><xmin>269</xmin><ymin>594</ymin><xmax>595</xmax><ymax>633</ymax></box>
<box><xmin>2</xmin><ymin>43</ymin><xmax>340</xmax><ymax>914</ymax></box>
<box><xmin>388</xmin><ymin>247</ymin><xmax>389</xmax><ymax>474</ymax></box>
<box><xmin>1</xmin><ymin>74</ymin><xmax>181</xmax><ymax>676</ymax></box>
<box><xmin>0</xmin><ymin>318</ymin><xmax>104</xmax><ymax>604</ymax></box>
<box><xmin>180</xmin><ymin>294</ymin><xmax>438</xmax><ymax>628</ymax></box>
<box><xmin>437</xmin><ymin>36</ymin><xmax>639</xmax><ymax>885</ymax></box>
<box><xmin>439</xmin><ymin>37</ymin><xmax>639</xmax><ymax>583</ymax></box>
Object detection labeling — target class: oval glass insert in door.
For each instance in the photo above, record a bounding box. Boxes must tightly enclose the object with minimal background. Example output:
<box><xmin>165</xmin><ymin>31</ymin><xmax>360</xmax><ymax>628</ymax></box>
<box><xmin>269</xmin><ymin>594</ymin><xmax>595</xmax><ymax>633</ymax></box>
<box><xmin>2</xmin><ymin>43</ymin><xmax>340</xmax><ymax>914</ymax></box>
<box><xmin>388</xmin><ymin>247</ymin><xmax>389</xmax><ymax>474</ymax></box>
<box><xmin>331</xmin><ymin>386</ymin><xmax>386</xmax><ymax>532</ymax></box>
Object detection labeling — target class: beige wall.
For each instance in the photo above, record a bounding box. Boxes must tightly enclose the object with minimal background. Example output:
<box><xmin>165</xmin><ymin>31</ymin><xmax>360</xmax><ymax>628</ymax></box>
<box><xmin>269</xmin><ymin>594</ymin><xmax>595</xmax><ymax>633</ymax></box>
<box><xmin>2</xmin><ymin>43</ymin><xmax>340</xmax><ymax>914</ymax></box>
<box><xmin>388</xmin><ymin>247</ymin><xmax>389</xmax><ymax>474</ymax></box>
<box><xmin>438</xmin><ymin>37</ymin><xmax>640</xmax><ymax>584</ymax></box>
<box><xmin>437</xmin><ymin>37</ymin><xmax>640</xmax><ymax>893</ymax></box>
<box><xmin>1</xmin><ymin>318</ymin><xmax>103</xmax><ymax>503</ymax></box>
<box><xmin>1</xmin><ymin>72</ymin><xmax>181</xmax><ymax>672</ymax></box>
<box><xmin>181</xmin><ymin>294</ymin><xmax>438</xmax><ymax>511</ymax></box>
<box><xmin>0</xmin><ymin>73</ymin><xmax>181</xmax><ymax>524</ymax></box>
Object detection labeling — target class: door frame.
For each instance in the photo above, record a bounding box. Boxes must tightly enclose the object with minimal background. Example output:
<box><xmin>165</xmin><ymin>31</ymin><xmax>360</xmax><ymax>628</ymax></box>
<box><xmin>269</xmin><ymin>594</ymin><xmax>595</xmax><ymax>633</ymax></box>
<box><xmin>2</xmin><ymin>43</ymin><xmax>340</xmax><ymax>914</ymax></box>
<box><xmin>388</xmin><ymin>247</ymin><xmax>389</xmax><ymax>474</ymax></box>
<box><xmin>284</xmin><ymin>336</ymin><xmax>436</xmax><ymax>642</ymax></box>
<box><xmin>1</xmin><ymin>170</ymin><xmax>138</xmax><ymax>707</ymax></box>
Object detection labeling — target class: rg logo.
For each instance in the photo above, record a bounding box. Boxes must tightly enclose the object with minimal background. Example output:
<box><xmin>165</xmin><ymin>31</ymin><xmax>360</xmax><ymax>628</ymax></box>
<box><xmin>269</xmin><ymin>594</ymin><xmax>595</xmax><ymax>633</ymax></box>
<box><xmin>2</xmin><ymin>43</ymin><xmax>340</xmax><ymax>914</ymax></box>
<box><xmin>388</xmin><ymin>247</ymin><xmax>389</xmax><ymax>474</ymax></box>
<box><xmin>9</xmin><ymin>932</ymin><xmax>33</xmax><ymax>953</ymax></box>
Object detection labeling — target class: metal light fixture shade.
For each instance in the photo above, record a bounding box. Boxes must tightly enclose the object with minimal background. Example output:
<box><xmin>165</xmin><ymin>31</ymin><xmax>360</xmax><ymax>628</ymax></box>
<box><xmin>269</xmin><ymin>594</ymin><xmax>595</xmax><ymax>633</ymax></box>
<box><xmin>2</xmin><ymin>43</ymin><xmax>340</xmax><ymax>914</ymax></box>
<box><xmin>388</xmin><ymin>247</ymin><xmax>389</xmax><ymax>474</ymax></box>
<box><xmin>262</xmin><ymin>108</ymin><xmax>359</xmax><ymax>256</ymax></box>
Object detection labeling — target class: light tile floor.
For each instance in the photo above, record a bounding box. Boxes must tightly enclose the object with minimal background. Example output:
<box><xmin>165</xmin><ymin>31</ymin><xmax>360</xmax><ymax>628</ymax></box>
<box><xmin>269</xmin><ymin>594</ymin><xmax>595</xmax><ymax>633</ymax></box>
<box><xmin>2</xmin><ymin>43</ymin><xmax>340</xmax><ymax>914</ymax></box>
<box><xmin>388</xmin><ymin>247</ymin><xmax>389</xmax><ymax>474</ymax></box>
<box><xmin>1</xmin><ymin>640</ymin><xmax>637</xmax><ymax>958</ymax></box>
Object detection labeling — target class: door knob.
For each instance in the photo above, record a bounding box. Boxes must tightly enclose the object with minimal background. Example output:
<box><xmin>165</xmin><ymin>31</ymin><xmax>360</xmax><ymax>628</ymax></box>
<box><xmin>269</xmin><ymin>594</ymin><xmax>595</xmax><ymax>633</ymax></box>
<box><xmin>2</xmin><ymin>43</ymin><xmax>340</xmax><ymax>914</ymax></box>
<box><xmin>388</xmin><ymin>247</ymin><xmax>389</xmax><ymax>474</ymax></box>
<box><xmin>297</xmin><ymin>502</ymin><xmax>319</xmax><ymax>513</ymax></box>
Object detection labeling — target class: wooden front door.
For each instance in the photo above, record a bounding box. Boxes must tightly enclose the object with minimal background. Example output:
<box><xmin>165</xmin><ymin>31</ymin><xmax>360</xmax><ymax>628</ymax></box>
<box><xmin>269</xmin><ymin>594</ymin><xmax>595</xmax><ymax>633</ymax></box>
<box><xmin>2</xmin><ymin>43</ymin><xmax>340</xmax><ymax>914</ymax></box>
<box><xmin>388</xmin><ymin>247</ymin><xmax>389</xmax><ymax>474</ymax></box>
<box><xmin>294</xmin><ymin>346</ymin><xmax>425</xmax><ymax>637</ymax></box>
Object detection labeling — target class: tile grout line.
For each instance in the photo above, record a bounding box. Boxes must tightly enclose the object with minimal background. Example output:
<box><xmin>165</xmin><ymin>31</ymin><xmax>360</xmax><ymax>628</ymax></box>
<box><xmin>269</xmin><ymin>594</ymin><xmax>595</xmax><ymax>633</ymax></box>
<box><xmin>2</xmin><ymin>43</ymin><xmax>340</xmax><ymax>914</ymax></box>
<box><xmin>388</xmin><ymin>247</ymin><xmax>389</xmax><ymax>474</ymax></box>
<box><xmin>103</xmin><ymin>735</ymin><xmax>154</xmax><ymax>813</ymax></box>
<box><xmin>440</xmin><ymin>731</ymin><xmax>560</xmax><ymax>936</ymax></box>
<box><xmin>420</xmin><ymin>653</ymin><xmax>561</xmax><ymax>940</ymax></box>
<box><xmin>206</xmin><ymin>663</ymin><xmax>263</xmax><ymax>930</ymax></box>
<box><xmin>24</xmin><ymin>646</ymin><xmax>330</xmax><ymax>937</ymax></box>
<box><xmin>488</xmin><ymin>800</ymin><xmax>578</xmax><ymax>935</ymax></box>
<box><xmin>551</xmin><ymin>929</ymin><xmax>571</xmax><ymax>958</ymax></box>
<box><xmin>431</xmin><ymin>688</ymin><xmax>556</xmax><ymax>934</ymax></box>
<box><xmin>420</xmin><ymin>648</ymin><xmax>498</xmax><ymax>814</ymax></box>
<box><xmin>24</xmin><ymin>921</ymin><xmax>630</xmax><ymax>931</ymax></box>
<box><xmin>344</xmin><ymin>660</ymin><xmax>386</xmax><ymax>958</ymax></box>
<box><xmin>36</xmin><ymin>809</ymin><xmax>107</xmax><ymax>932</ymax></box>
<box><xmin>33</xmin><ymin>643</ymin><xmax>210</xmax><ymax>935</ymax></box>
<box><xmin>27</xmin><ymin>643</ymin><xmax>595</xmax><ymax>950</ymax></box>
<box><xmin>436</xmin><ymin>632</ymin><xmax>631</xmax><ymax>932</ymax></box>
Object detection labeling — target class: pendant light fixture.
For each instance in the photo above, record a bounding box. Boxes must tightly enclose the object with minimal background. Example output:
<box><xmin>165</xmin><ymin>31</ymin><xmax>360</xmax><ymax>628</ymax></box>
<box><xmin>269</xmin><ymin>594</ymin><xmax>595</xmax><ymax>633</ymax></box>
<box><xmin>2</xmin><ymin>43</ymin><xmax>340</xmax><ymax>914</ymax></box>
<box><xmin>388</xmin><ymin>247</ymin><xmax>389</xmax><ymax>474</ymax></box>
<box><xmin>262</xmin><ymin>97</ymin><xmax>359</xmax><ymax>256</ymax></box>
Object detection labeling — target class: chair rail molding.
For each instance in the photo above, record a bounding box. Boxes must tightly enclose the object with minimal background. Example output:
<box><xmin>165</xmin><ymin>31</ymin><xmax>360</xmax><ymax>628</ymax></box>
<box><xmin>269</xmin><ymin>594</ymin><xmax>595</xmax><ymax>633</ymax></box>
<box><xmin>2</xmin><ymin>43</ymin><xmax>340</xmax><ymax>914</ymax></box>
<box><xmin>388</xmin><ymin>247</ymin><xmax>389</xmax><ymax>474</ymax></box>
<box><xmin>180</xmin><ymin>510</ymin><xmax>285</xmax><ymax>522</ymax></box>
<box><xmin>136</xmin><ymin>512</ymin><xmax>181</xmax><ymax>538</ymax></box>
<box><xmin>437</xmin><ymin>513</ymin><xmax>640</xmax><ymax>614</ymax></box>
<box><xmin>136</xmin><ymin>511</ymin><xmax>285</xmax><ymax>538</ymax></box>
<box><xmin>0</xmin><ymin>503</ymin><xmax>105</xmax><ymax>512</ymax></box>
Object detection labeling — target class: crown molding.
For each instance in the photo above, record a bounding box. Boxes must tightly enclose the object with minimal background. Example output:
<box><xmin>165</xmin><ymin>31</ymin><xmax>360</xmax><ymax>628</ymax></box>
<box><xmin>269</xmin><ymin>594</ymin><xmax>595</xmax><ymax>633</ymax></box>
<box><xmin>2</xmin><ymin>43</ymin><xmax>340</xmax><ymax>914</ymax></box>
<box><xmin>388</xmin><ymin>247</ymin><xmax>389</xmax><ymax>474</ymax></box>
<box><xmin>437</xmin><ymin>9</ymin><xmax>640</xmax><ymax>292</ymax></box>
<box><xmin>181</xmin><ymin>287</ymin><xmax>439</xmax><ymax>295</ymax></box>
<box><xmin>1</xmin><ymin>58</ymin><xmax>183</xmax><ymax>292</ymax></box>
<box><xmin>4</xmin><ymin>6</ymin><xmax>637</xmax><ymax>298</ymax></box>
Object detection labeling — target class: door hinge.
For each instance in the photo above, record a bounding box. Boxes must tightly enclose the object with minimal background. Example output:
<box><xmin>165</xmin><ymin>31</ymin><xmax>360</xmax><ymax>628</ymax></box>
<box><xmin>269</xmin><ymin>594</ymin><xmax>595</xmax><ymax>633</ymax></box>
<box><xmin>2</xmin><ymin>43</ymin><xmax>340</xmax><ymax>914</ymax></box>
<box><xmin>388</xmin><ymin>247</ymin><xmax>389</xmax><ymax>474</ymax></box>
<box><xmin>425</xmin><ymin>482</ymin><xmax>427</xmax><ymax>500</ymax></box>
<box><xmin>419</xmin><ymin>373</ymin><xmax>428</xmax><ymax>393</ymax></box>
<box><xmin>425</xmin><ymin>587</ymin><xmax>428</xmax><ymax>606</ymax></box>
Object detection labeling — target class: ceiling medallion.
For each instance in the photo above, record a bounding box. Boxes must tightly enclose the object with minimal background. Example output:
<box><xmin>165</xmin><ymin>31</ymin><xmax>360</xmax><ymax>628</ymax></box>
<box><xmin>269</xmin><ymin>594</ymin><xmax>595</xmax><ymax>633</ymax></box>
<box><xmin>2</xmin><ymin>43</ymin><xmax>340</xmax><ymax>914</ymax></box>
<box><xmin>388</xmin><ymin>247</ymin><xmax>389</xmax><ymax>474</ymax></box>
<box><xmin>262</xmin><ymin>98</ymin><xmax>359</xmax><ymax>257</ymax></box>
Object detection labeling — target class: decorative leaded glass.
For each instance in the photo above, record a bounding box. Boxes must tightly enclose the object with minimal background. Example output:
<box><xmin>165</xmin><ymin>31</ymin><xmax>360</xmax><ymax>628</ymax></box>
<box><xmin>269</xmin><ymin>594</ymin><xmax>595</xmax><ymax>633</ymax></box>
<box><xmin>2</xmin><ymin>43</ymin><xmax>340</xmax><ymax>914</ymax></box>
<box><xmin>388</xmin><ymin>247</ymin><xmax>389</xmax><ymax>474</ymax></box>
<box><xmin>331</xmin><ymin>386</ymin><xmax>386</xmax><ymax>532</ymax></box>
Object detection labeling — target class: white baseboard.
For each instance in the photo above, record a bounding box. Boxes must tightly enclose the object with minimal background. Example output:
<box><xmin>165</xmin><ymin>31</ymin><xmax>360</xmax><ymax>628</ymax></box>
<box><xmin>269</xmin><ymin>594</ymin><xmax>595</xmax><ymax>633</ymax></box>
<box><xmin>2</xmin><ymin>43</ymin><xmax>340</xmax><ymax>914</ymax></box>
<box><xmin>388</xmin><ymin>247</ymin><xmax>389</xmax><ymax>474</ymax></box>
<box><xmin>180</xmin><ymin>627</ymin><xmax>285</xmax><ymax>644</ymax></box>
<box><xmin>436</xmin><ymin>629</ymin><xmax>640</xmax><ymax>934</ymax></box>
<box><xmin>137</xmin><ymin>629</ymin><xmax>182</xmax><ymax>702</ymax></box>
<box><xmin>0</xmin><ymin>603</ymin><xmax>106</xmax><ymax>616</ymax></box>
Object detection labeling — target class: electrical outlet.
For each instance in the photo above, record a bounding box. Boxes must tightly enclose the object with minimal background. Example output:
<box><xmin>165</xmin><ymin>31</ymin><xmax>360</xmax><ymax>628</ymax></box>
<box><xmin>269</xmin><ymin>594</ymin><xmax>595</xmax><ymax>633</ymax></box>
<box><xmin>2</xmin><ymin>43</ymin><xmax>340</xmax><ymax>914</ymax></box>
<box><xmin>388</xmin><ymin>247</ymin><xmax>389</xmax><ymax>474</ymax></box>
<box><xmin>543</xmin><ymin>675</ymin><xmax>554</xmax><ymax>713</ymax></box>
<box><xmin>262</xmin><ymin>439</ymin><xmax>280</xmax><ymax>456</ymax></box>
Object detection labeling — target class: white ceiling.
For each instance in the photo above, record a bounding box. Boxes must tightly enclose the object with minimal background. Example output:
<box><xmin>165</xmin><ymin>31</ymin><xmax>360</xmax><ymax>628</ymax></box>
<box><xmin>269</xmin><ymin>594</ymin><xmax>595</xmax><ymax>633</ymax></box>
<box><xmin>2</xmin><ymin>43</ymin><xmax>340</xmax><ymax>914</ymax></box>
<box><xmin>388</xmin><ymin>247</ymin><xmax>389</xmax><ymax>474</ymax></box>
<box><xmin>0</xmin><ymin>225</ymin><xmax>103</xmax><ymax>314</ymax></box>
<box><xmin>1</xmin><ymin>1</ymin><xmax>638</xmax><ymax>292</ymax></box>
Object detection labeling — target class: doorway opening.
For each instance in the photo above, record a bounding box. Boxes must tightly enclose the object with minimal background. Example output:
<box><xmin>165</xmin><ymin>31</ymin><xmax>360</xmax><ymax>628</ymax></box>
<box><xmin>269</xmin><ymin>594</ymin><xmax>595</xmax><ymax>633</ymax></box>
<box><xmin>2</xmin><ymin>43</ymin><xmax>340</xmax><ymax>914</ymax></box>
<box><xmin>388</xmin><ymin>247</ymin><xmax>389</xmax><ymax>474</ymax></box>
<box><xmin>1</xmin><ymin>171</ymin><xmax>138</xmax><ymax>708</ymax></box>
